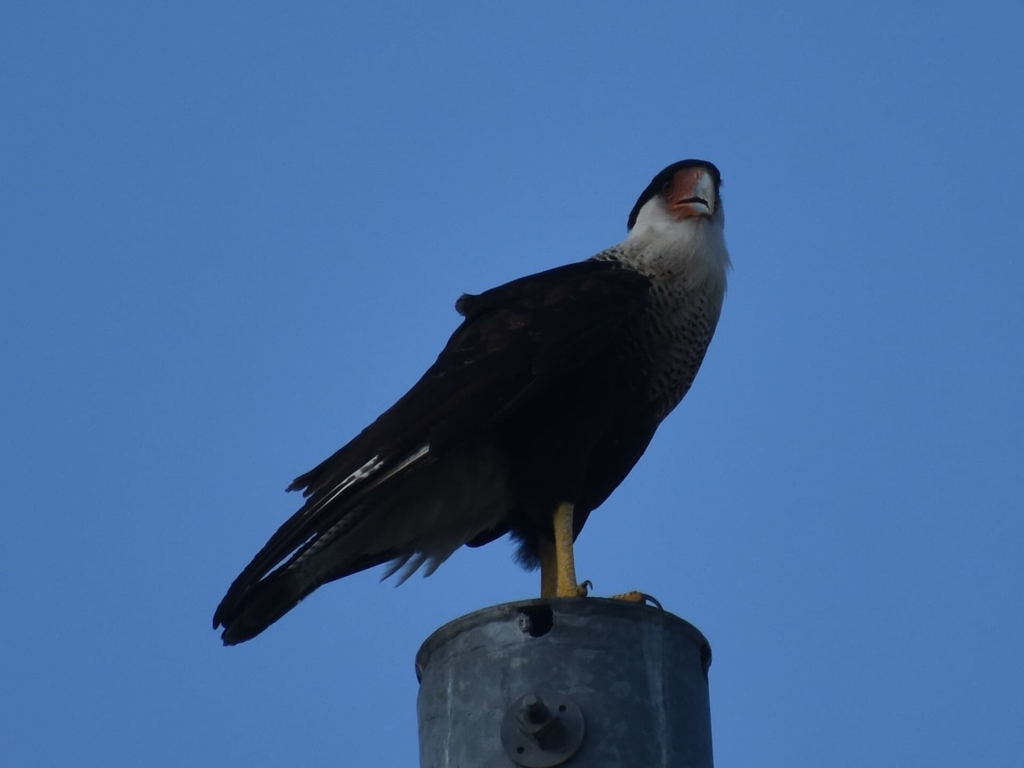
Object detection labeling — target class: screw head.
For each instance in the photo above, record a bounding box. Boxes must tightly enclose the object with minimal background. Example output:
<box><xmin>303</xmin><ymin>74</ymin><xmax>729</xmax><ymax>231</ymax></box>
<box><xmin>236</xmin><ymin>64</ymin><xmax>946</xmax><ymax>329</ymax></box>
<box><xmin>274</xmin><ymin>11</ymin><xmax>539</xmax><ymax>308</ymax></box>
<box><xmin>501</xmin><ymin>691</ymin><xmax>585</xmax><ymax>768</ymax></box>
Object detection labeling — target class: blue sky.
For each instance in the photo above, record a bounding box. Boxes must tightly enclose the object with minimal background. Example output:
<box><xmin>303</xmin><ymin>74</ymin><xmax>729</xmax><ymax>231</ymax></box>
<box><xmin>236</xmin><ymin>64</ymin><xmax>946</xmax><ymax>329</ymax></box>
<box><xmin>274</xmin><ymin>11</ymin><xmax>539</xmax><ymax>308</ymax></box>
<box><xmin>2</xmin><ymin>3</ymin><xmax>1022</xmax><ymax>766</ymax></box>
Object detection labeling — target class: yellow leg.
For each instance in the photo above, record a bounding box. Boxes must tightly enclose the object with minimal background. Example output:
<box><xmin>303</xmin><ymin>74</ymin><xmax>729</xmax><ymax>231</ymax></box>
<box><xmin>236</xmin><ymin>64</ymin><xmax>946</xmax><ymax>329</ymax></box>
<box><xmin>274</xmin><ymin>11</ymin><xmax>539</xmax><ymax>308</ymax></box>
<box><xmin>552</xmin><ymin>501</ymin><xmax>588</xmax><ymax>597</ymax></box>
<box><xmin>537</xmin><ymin>501</ymin><xmax>658</xmax><ymax>606</ymax></box>
<box><xmin>539</xmin><ymin>538</ymin><xmax>558</xmax><ymax>598</ymax></box>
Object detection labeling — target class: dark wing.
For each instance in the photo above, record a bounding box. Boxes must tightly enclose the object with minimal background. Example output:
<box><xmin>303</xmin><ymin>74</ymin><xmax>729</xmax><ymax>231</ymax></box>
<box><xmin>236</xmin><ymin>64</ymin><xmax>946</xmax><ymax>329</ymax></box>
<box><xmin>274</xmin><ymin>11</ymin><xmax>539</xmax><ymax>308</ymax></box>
<box><xmin>213</xmin><ymin>259</ymin><xmax>651</xmax><ymax>642</ymax></box>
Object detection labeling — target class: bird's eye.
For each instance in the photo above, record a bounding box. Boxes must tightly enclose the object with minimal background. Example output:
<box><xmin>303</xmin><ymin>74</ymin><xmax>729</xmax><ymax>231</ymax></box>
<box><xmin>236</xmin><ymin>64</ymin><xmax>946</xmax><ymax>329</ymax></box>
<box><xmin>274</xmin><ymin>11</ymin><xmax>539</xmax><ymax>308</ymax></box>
<box><xmin>660</xmin><ymin>178</ymin><xmax>674</xmax><ymax>194</ymax></box>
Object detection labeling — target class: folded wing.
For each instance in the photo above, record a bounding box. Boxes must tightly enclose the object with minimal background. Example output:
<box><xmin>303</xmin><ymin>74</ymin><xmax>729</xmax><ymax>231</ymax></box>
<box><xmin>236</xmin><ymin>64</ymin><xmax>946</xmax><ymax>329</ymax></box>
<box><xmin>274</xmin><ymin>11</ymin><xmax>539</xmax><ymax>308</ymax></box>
<box><xmin>213</xmin><ymin>259</ymin><xmax>651</xmax><ymax>643</ymax></box>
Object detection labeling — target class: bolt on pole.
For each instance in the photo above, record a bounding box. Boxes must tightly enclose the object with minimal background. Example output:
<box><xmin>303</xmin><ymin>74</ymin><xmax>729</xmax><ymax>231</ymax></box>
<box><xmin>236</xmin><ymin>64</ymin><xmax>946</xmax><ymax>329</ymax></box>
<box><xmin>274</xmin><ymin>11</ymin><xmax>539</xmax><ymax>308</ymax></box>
<box><xmin>416</xmin><ymin>598</ymin><xmax>714</xmax><ymax>767</ymax></box>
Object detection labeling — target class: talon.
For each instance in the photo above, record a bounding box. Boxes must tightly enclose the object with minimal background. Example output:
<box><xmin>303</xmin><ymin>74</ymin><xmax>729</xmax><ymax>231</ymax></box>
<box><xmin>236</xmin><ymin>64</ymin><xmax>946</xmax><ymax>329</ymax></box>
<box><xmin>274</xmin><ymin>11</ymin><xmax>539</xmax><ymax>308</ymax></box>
<box><xmin>576</xmin><ymin>580</ymin><xmax>592</xmax><ymax>597</ymax></box>
<box><xmin>610</xmin><ymin>591</ymin><xmax>663</xmax><ymax>610</ymax></box>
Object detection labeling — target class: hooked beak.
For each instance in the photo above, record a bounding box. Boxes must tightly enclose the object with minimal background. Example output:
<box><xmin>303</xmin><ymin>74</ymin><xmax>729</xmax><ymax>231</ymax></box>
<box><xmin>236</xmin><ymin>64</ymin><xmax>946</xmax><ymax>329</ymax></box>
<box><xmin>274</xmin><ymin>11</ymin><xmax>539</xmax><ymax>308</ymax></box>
<box><xmin>668</xmin><ymin>167</ymin><xmax>717</xmax><ymax>219</ymax></box>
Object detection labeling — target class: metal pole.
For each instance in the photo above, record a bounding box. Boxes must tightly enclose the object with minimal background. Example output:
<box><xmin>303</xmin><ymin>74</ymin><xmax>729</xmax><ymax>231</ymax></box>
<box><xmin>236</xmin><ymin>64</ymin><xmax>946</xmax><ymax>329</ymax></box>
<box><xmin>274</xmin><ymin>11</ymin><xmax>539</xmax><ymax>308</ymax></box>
<box><xmin>415</xmin><ymin>598</ymin><xmax>714</xmax><ymax>767</ymax></box>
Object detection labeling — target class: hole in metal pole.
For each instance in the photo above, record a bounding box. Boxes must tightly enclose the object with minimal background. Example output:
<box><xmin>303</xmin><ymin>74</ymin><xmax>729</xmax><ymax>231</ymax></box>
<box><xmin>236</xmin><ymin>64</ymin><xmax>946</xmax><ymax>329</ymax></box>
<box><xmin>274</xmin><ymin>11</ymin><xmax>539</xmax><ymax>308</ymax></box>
<box><xmin>517</xmin><ymin>605</ymin><xmax>554</xmax><ymax>637</ymax></box>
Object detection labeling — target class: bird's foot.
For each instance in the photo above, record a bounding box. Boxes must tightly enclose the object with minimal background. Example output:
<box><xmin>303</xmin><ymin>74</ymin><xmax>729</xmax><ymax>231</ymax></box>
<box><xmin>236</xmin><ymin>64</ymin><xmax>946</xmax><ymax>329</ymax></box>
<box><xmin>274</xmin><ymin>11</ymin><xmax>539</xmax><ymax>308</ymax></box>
<box><xmin>608</xmin><ymin>590</ymin><xmax>663</xmax><ymax>610</ymax></box>
<box><xmin>552</xmin><ymin>578</ymin><xmax>590</xmax><ymax>598</ymax></box>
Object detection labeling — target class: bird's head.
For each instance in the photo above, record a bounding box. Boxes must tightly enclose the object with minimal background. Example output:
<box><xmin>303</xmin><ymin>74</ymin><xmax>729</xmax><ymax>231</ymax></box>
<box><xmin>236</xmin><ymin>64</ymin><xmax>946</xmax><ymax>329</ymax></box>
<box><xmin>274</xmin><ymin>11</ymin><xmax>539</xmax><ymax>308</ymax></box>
<box><xmin>627</xmin><ymin>160</ymin><xmax>723</xmax><ymax>231</ymax></box>
<box><xmin>624</xmin><ymin>160</ymin><xmax>729</xmax><ymax>283</ymax></box>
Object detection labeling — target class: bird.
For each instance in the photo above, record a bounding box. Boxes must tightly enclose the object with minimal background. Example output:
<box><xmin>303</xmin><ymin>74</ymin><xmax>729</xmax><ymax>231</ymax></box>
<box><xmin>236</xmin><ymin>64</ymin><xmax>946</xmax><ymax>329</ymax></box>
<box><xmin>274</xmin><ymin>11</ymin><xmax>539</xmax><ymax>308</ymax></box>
<box><xmin>213</xmin><ymin>159</ymin><xmax>731</xmax><ymax>645</ymax></box>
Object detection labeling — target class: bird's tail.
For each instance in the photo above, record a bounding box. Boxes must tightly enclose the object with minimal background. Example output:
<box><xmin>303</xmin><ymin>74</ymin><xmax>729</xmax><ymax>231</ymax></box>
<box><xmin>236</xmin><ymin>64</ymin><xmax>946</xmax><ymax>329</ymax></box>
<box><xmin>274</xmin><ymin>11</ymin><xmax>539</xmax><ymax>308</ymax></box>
<box><xmin>215</xmin><ymin>550</ymin><xmax>395</xmax><ymax>645</ymax></box>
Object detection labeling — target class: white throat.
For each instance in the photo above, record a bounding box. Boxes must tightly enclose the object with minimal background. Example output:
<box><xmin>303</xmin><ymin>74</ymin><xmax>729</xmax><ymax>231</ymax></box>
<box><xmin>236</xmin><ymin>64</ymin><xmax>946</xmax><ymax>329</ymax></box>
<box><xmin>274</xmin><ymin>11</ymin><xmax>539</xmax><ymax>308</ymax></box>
<box><xmin>618</xmin><ymin>197</ymin><xmax>731</xmax><ymax>291</ymax></box>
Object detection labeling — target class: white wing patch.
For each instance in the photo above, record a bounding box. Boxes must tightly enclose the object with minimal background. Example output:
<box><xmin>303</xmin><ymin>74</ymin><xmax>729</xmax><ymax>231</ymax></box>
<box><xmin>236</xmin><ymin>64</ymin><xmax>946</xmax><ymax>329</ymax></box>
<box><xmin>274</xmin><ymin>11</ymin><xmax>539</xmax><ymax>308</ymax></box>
<box><xmin>314</xmin><ymin>443</ymin><xmax>431</xmax><ymax>513</ymax></box>
<box><xmin>371</xmin><ymin>444</ymin><xmax>430</xmax><ymax>488</ymax></box>
<box><xmin>316</xmin><ymin>454</ymin><xmax>385</xmax><ymax>510</ymax></box>
<box><xmin>289</xmin><ymin>443</ymin><xmax>434</xmax><ymax>575</ymax></box>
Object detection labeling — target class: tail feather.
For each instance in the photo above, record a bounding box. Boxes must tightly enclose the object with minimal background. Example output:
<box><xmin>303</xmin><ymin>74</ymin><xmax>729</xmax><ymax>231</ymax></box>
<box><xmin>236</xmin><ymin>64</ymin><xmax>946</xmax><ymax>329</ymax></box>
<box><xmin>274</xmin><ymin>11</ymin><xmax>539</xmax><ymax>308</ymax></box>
<box><xmin>218</xmin><ymin>571</ymin><xmax>305</xmax><ymax>646</ymax></box>
<box><xmin>216</xmin><ymin>550</ymin><xmax>396</xmax><ymax>645</ymax></box>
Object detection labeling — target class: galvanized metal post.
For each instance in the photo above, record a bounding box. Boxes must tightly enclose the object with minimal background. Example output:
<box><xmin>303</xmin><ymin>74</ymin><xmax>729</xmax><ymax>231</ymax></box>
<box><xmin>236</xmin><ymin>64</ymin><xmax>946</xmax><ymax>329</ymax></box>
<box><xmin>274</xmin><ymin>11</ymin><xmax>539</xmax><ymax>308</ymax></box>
<box><xmin>416</xmin><ymin>598</ymin><xmax>714</xmax><ymax>767</ymax></box>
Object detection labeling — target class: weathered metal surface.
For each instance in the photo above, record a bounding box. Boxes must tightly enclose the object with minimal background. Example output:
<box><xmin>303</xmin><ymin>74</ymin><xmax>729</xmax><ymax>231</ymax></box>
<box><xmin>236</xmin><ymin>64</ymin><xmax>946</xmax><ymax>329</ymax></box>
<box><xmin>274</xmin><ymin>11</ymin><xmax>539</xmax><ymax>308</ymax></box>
<box><xmin>416</xmin><ymin>598</ymin><xmax>713</xmax><ymax>767</ymax></box>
